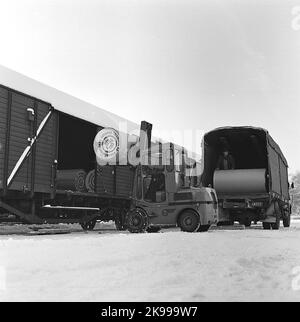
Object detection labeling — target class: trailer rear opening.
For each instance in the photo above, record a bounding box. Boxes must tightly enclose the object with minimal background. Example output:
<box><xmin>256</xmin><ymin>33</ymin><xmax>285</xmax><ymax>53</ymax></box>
<box><xmin>201</xmin><ymin>127</ymin><xmax>291</xmax><ymax>229</ymax></box>
<box><xmin>201</xmin><ymin>127</ymin><xmax>269</xmax><ymax>187</ymax></box>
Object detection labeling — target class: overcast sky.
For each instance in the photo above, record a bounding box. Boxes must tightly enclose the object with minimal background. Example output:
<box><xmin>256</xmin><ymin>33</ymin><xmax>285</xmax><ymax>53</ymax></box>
<box><xmin>0</xmin><ymin>0</ymin><xmax>299</xmax><ymax>173</ymax></box>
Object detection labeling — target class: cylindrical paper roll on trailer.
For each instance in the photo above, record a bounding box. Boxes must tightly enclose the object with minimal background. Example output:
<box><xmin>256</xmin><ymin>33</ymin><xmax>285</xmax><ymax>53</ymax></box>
<box><xmin>85</xmin><ymin>170</ymin><xmax>96</xmax><ymax>192</ymax></box>
<box><xmin>213</xmin><ymin>169</ymin><xmax>267</xmax><ymax>194</ymax></box>
<box><xmin>56</xmin><ymin>169</ymin><xmax>87</xmax><ymax>192</ymax></box>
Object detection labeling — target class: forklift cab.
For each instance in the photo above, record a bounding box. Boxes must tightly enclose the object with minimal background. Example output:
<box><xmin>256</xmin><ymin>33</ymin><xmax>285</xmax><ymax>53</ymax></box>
<box><xmin>142</xmin><ymin>166</ymin><xmax>166</xmax><ymax>203</ymax></box>
<box><xmin>135</xmin><ymin>144</ymin><xmax>185</xmax><ymax>203</ymax></box>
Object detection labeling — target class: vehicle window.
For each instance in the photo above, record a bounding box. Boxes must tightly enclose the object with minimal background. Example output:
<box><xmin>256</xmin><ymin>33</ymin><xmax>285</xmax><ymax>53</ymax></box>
<box><xmin>143</xmin><ymin>172</ymin><xmax>166</xmax><ymax>203</ymax></box>
<box><xmin>166</xmin><ymin>148</ymin><xmax>174</xmax><ymax>172</ymax></box>
<box><xmin>174</xmin><ymin>148</ymin><xmax>186</xmax><ymax>188</ymax></box>
<box><xmin>174</xmin><ymin>149</ymin><xmax>182</xmax><ymax>172</ymax></box>
<box><xmin>136</xmin><ymin>174</ymin><xmax>142</xmax><ymax>199</ymax></box>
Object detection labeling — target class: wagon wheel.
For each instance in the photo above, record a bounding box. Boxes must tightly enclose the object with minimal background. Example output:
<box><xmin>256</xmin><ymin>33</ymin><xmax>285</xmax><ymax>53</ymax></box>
<box><xmin>126</xmin><ymin>208</ymin><xmax>149</xmax><ymax>233</ymax></box>
<box><xmin>178</xmin><ymin>210</ymin><xmax>200</xmax><ymax>232</ymax></box>
<box><xmin>115</xmin><ymin>213</ymin><xmax>127</xmax><ymax>231</ymax></box>
<box><xmin>80</xmin><ymin>219</ymin><xmax>97</xmax><ymax>231</ymax></box>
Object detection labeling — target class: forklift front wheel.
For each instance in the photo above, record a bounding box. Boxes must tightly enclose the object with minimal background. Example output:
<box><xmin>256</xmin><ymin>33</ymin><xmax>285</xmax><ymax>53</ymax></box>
<box><xmin>178</xmin><ymin>210</ymin><xmax>200</xmax><ymax>232</ymax></box>
<box><xmin>126</xmin><ymin>208</ymin><xmax>149</xmax><ymax>233</ymax></box>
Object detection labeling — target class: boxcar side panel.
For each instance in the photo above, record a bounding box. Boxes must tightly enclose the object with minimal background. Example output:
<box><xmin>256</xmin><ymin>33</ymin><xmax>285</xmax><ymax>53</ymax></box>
<box><xmin>96</xmin><ymin>166</ymin><xmax>115</xmax><ymax>195</ymax></box>
<box><xmin>8</xmin><ymin>92</ymin><xmax>34</xmax><ymax>191</ymax></box>
<box><xmin>116</xmin><ymin>166</ymin><xmax>134</xmax><ymax>197</ymax></box>
<box><xmin>0</xmin><ymin>87</ymin><xmax>57</xmax><ymax>194</ymax></box>
<box><xmin>96</xmin><ymin>165</ymin><xmax>135</xmax><ymax>198</ymax></box>
<box><xmin>0</xmin><ymin>87</ymin><xmax>8</xmax><ymax>189</ymax></box>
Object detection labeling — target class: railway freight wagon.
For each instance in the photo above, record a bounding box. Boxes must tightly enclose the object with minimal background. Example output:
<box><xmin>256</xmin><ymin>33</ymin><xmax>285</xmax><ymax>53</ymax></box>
<box><xmin>201</xmin><ymin>126</ymin><xmax>291</xmax><ymax>230</ymax></box>
<box><xmin>0</xmin><ymin>65</ymin><xmax>139</xmax><ymax>230</ymax></box>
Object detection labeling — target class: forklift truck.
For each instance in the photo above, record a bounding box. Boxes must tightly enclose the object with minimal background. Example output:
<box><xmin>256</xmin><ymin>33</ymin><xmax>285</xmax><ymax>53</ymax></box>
<box><xmin>123</xmin><ymin>123</ymin><xmax>219</xmax><ymax>233</ymax></box>
<box><xmin>126</xmin><ymin>163</ymin><xmax>218</xmax><ymax>233</ymax></box>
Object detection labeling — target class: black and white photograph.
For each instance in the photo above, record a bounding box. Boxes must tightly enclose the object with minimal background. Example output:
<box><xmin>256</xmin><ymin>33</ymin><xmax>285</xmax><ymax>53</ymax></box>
<box><xmin>0</xmin><ymin>0</ymin><xmax>300</xmax><ymax>306</ymax></box>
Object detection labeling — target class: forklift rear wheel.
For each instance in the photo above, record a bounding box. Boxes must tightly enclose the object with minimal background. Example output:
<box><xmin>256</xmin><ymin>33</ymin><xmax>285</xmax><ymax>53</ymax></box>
<box><xmin>81</xmin><ymin>219</ymin><xmax>97</xmax><ymax>231</ymax></box>
<box><xmin>126</xmin><ymin>208</ymin><xmax>149</xmax><ymax>233</ymax></box>
<box><xmin>178</xmin><ymin>210</ymin><xmax>200</xmax><ymax>232</ymax></box>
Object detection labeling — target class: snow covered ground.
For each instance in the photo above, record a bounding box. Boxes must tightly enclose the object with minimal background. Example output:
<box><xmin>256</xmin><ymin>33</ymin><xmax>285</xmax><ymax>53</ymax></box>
<box><xmin>1</xmin><ymin>219</ymin><xmax>300</xmax><ymax>302</ymax></box>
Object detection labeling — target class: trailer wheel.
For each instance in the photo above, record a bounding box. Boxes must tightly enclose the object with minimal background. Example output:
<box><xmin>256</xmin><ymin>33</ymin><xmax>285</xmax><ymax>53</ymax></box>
<box><xmin>126</xmin><ymin>208</ymin><xmax>149</xmax><ymax>233</ymax></box>
<box><xmin>263</xmin><ymin>222</ymin><xmax>271</xmax><ymax>230</ymax></box>
<box><xmin>283</xmin><ymin>213</ymin><xmax>291</xmax><ymax>228</ymax></box>
<box><xmin>178</xmin><ymin>210</ymin><xmax>200</xmax><ymax>232</ymax></box>
<box><xmin>81</xmin><ymin>219</ymin><xmax>97</xmax><ymax>231</ymax></box>
<box><xmin>271</xmin><ymin>212</ymin><xmax>280</xmax><ymax>230</ymax></box>
<box><xmin>243</xmin><ymin>218</ymin><xmax>252</xmax><ymax>228</ymax></box>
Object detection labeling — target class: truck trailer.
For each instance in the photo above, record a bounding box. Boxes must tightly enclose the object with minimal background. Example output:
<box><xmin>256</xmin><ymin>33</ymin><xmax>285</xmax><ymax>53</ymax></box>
<box><xmin>201</xmin><ymin>126</ymin><xmax>291</xmax><ymax>229</ymax></box>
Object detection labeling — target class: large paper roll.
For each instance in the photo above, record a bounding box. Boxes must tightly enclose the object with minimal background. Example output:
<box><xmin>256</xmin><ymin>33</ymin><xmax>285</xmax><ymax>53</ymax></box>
<box><xmin>56</xmin><ymin>169</ymin><xmax>87</xmax><ymax>192</ymax></box>
<box><xmin>85</xmin><ymin>170</ymin><xmax>96</xmax><ymax>192</ymax></box>
<box><xmin>94</xmin><ymin>128</ymin><xmax>137</xmax><ymax>165</ymax></box>
<box><xmin>213</xmin><ymin>169</ymin><xmax>267</xmax><ymax>194</ymax></box>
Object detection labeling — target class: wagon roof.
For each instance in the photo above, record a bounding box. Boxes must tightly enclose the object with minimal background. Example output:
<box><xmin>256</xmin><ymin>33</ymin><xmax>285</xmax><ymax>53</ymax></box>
<box><xmin>204</xmin><ymin>126</ymin><xmax>288</xmax><ymax>167</ymax></box>
<box><xmin>0</xmin><ymin>64</ymin><xmax>139</xmax><ymax>134</ymax></box>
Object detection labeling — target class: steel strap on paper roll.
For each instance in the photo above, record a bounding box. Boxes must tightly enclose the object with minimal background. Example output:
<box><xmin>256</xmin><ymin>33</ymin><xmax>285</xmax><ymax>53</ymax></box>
<box><xmin>213</xmin><ymin>169</ymin><xmax>267</xmax><ymax>194</ymax></box>
<box><xmin>56</xmin><ymin>169</ymin><xmax>87</xmax><ymax>192</ymax></box>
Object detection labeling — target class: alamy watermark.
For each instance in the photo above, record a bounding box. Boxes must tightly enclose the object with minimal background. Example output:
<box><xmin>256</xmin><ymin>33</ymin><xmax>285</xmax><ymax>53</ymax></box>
<box><xmin>93</xmin><ymin>122</ymin><xmax>204</xmax><ymax>176</ymax></box>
